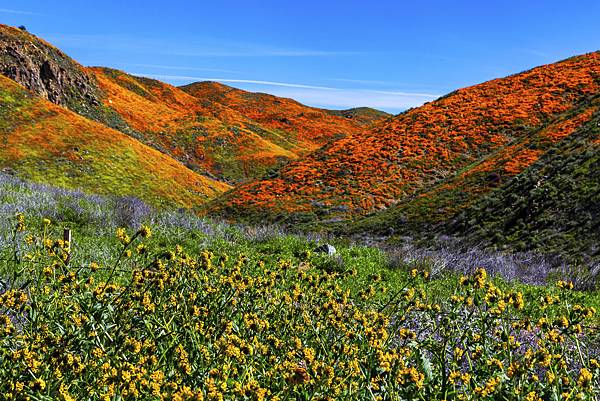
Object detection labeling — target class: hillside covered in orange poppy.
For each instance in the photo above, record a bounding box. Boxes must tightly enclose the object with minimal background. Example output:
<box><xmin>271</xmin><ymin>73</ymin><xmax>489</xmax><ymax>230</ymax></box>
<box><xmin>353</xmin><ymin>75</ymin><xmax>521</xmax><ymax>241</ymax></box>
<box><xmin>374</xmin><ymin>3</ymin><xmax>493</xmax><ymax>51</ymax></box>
<box><xmin>181</xmin><ymin>81</ymin><xmax>390</xmax><ymax>151</ymax></box>
<box><xmin>88</xmin><ymin>67</ymin><xmax>293</xmax><ymax>183</ymax></box>
<box><xmin>0</xmin><ymin>74</ymin><xmax>230</xmax><ymax>208</ymax></box>
<box><xmin>90</xmin><ymin>69</ymin><xmax>388</xmax><ymax>183</ymax></box>
<box><xmin>0</xmin><ymin>23</ymin><xmax>389</xmax><ymax>184</ymax></box>
<box><xmin>351</xmin><ymin>96</ymin><xmax>599</xmax><ymax>237</ymax></box>
<box><xmin>211</xmin><ymin>51</ymin><xmax>600</xmax><ymax>225</ymax></box>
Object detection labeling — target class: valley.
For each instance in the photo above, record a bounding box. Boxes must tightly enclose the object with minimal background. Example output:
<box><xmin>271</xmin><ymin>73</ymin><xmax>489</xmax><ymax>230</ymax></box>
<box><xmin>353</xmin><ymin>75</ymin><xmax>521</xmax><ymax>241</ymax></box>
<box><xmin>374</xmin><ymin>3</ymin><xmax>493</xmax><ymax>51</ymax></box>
<box><xmin>0</xmin><ymin>16</ymin><xmax>599</xmax><ymax>400</ymax></box>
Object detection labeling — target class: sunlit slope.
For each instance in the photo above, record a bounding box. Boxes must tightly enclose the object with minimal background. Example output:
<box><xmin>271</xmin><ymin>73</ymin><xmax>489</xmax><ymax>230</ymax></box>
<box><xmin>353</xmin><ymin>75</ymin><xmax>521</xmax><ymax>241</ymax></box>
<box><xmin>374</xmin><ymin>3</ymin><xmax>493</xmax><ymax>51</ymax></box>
<box><xmin>351</xmin><ymin>97</ymin><xmax>599</xmax><ymax>237</ymax></box>
<box><xmin>91</xmin><ymin>70</ymin><xmax>389</xmax><ymax>183</ymax></box>
<box><xmin>181</xmin><ymin>81</ymin><xmax>390</xmax><ymax>151</ymax></box>
<box><xmin>0</xmin><ymin>74</ymin><xmax>230</xmax><ymax>208</ymax></box>
<box><xmin>210</xmin><ymin>52</ymin><xmax>600</xmax><ymax>223</ymax></box>
<box><xmin>90</xmin><ymin>67</ymin><xmax>300</xmax><ymax>182</ymax></box>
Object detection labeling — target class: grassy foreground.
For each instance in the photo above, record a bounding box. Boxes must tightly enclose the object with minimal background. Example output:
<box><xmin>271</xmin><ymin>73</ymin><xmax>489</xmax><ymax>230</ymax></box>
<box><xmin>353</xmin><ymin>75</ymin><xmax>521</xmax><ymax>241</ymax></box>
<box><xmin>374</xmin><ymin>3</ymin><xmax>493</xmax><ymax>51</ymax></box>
<box><xmin>1</xmin><ymin>210</ymin><xmax>600</xmax><ymax>400</ymax></box>
<box><xmin>0</xmin><ymin>174</ymin><xmax>599</xmax><ymax>400</ymax></box>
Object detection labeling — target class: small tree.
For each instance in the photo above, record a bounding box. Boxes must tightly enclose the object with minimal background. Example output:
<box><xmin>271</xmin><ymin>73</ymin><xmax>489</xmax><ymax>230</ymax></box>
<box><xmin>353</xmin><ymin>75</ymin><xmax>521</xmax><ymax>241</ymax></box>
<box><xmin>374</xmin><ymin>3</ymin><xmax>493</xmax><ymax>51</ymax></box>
<box><xmin>18</xmin><ymin>25</ymin><xmax>27</xmax><ymax>31</ymax></box>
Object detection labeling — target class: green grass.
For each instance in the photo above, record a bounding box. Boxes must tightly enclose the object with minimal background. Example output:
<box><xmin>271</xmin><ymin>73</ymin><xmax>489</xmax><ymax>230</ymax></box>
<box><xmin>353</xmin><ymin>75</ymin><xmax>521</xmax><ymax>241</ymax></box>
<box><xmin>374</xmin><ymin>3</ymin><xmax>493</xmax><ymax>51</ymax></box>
<box><xmin>2</xmin><ymin>176</ymin><xmax>600</xmax><ymax>399</ymax></box>
<box><xmin>2</xmin><ymin>212</ymin><xmax>600</xmax><ymax>399</ymax></box>
<box><xmin>2</xmin><ymin>175</ymin><xmax>600</xmax><ymax>323</ymax></box>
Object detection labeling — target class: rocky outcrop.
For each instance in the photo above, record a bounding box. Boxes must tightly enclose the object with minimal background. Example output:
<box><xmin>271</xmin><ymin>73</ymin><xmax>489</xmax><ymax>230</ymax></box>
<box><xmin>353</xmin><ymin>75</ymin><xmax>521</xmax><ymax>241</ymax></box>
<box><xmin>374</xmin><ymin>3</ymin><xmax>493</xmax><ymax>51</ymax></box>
<box><xmin>0</xmin><ymin>25</ymin><xmax>103</xmax><ymax>118</ymax></box>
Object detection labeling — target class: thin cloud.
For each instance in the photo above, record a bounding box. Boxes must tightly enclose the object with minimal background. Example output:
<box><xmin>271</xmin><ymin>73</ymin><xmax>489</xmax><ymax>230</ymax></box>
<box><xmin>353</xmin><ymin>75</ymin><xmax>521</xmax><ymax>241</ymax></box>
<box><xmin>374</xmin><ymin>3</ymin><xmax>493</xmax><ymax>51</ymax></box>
<box><xmin>257</xmin><ymin>87</ymin><xmax>438</xmax><ymax>112</ymax></box>
<box><xmin>327</xmin><ymin>77</ymin><xmax>452</xmax><ymax>91</ymax></box>
<box><xmin>131</xmin><ymin>72</ymin><xmax>442</xmax><ymax>112</ymax></box>
<box><xmin>170</xmin><ymin>50</ymin><xmax>369</xmax><ymax>57</ymax></box>
<box><xmin>516</xmin><ymin>48</ymin><xmax>553</xmax><ymax>59</ymax></box>
<box><xmin>209</xmin><ymin>79</ymin><xmax>337</xmax><ymax>90</ymax></box>
<box><xmin>132</xmin><ymin>73</ymin><xmax>340</xmax><ymax>90</ymax></box>
<box><xmin>370</xmin><ymin>89</ymin><xmax>440</xmax><ymax>98</ymax></box>
<box><xmin>119</xmin><ymin>63</ymin><xmax>242</xmax><ymax>74</ymax></box>
<box><xmin>328</xmin><ymin>78</ymin><xmax>402</xmax><ymax>85</ymax></box>
<box><xmin>0</xmin><ymin>8</ymin><xmax>43</xmax><ymax>16</ymax></box>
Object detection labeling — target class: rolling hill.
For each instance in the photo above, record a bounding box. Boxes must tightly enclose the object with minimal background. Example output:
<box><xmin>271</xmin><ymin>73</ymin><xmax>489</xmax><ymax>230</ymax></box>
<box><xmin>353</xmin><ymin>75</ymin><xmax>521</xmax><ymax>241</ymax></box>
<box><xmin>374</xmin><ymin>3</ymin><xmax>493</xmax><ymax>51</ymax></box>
<box><xmin>0</xmin><ymin>24</ymin><xmax>389</xmax><ymax>184</ymax></box>
<box><xmin>210</xmin><ymin>52</ymin><xmax>600</xmax><ymax>225</ymax></box>
<box><xmin>0</xmin><ymin>73</ymin><xmax>230</xmax><ymax>208</ymax></box>
<box><xmin>351</xmin><ymin>96</ymin><xmax>599</xmax><ymax>235</ymax></box>
<box><xmin>88</xmin><ymin>67</ymin><xmax>299</xmax><ymax>182</ymax></box>
<box><xmin>91</xmin><ymin>69</ymin><xmax>388</xmax><ymax>183</ymax></box>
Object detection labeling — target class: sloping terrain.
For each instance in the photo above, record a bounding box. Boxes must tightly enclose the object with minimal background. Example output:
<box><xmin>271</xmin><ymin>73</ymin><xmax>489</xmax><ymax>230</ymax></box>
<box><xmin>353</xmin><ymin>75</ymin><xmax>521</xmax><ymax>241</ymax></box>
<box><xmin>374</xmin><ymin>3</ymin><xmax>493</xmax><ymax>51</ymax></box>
<box><xmin>444</xmin><ymin>105</ymin><xmax>600</xmax><ymax>264</ymax></box>
<box><xmin>181</xmin><ymin>81</ymin><xmax>389</xmax><ymax>150</ymax></box>
<box><xmin>71</xmin><ymin>68</ymin><xmax>389</xmax><ymax>183</ymax></box>
<box><xmin>90</xmin><ymin>67</ymin><xmax>301</xmax><ymax>182</ymax></box>
<box><xmin>210</xmin><ymin>52</ymin><xmax>600</xmax><ymax>223</ymax></box>
<box><xmin>351</xmin><ymin>97</ymin><xmax>599</xmax><ymax>236</ymax></box>
<box><xmin>0</xmin><ymin>74</ymin><xmax>229</xmax><ymax>208</ymax></box>
<box><xmin>0</xmin><ymin>24</ymin><xmax>388</xmax><ymax>184</ymax></box>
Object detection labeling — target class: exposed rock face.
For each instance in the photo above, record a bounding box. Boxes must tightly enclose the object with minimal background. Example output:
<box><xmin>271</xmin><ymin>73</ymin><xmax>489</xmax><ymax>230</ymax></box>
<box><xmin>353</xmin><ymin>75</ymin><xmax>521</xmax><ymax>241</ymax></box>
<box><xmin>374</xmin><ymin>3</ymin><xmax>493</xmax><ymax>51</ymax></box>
<box><xmin>0</xmin><ymin>25</ymin><xmax>103</xmax><ymax>117</ymax></box>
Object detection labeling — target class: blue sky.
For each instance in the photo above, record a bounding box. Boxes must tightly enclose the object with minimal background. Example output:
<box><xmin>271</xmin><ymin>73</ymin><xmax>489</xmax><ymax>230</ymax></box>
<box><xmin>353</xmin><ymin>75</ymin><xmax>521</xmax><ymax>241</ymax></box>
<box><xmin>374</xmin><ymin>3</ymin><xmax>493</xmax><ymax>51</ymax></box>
<box><xmin>2</xmin><ymin>1</ymin><xmax>599</xmax><ymax>113</ymax></box>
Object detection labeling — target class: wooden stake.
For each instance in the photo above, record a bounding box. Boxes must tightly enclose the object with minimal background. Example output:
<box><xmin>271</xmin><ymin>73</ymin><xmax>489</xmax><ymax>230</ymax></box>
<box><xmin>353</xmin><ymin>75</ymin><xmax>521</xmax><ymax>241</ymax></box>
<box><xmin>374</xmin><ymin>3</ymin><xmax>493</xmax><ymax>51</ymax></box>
<box><xmin>63</xmin><ymin>228</ymin><xmax>72</xmax><ymax>266</ymax></box>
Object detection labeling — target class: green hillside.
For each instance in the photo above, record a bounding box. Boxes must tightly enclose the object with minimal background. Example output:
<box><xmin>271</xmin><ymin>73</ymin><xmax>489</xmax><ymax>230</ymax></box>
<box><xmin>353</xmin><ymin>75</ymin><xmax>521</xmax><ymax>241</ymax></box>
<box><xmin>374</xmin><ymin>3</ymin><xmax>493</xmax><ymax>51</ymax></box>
<box><xmin>448</xmin><ymin>104</ymin><xmax>600</xmax><ymax>264</ymax></box>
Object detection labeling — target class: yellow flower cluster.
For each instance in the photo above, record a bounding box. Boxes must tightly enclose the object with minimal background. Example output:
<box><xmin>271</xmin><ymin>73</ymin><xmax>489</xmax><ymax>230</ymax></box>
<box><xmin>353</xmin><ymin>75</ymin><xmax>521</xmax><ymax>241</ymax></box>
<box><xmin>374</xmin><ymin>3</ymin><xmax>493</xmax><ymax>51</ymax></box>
<box><xmin>0</xmin><ymin>218</ymin><xmax>598</xmax><ymax>400</ymax></box>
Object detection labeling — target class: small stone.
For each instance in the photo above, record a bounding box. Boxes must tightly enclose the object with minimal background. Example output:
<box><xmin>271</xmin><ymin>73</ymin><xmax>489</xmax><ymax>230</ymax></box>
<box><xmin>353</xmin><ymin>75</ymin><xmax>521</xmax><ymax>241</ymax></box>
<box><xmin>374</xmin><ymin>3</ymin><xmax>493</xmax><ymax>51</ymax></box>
<box><xmin>314</xmin><ymin>244</ymin><xmax>336</xmax><ymax>256</ymax></box>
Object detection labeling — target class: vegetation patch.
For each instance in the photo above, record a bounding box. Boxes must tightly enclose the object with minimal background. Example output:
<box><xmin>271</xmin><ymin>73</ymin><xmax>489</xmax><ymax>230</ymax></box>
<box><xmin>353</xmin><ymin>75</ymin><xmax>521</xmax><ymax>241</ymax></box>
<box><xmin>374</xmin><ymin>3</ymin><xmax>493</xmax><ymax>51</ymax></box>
<box><xmin>1</xmin><ymin>212</ymin><xmax>599</xmax><ymax>400</ymax></box>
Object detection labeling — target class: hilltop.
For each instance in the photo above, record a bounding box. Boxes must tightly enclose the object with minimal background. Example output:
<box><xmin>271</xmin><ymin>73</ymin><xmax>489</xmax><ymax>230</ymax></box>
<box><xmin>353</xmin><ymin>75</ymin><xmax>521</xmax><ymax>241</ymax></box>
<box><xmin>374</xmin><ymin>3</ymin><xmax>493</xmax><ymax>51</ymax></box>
<box><xmin>0</xmin><ymin>24</ymin><xmax>389</xmax><ymax>184</ymax></box>
<box><xmin>211</xmin><ymin>52</ymin><xmax>600</xmax><ymax>228</ymax></box>
<box><xmin>181</xmin><ymin>81</ymin><xmax>389</xmax><ymax>150</ymax></box>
